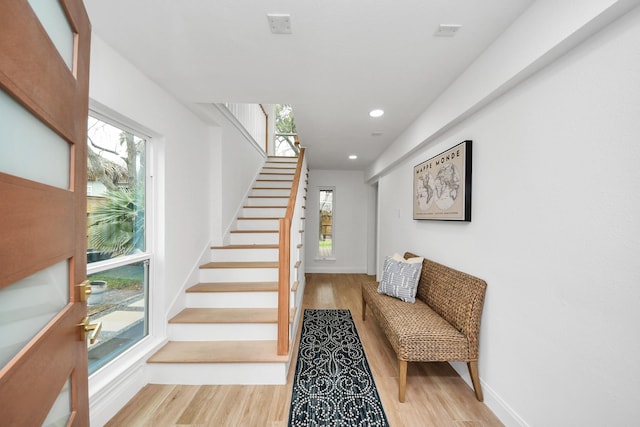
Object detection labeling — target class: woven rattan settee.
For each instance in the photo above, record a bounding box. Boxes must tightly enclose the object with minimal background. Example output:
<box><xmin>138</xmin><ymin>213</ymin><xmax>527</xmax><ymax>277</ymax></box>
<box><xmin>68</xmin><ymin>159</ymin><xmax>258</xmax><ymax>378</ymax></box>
<box><xmin>361</xmin><ymin>252</ymin><xmax>487</xmax><ymax>402</ymax></box>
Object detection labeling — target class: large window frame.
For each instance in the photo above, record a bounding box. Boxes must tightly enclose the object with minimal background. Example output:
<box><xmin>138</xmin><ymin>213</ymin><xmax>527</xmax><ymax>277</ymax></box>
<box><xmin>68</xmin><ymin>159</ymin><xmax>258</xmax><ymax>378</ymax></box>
<box><xmin>85</xmin><ymin>112</ymin><xmax>153</xmax><ymax>376</ymax></box>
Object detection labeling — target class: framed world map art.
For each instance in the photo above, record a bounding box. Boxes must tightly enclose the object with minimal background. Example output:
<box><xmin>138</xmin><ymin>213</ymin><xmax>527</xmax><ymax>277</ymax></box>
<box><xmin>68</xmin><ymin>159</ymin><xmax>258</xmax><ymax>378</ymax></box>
<box><xmin>413</xmin><ymin>140</ymin><xmax>472</xmax><ymax>221</ymax></box>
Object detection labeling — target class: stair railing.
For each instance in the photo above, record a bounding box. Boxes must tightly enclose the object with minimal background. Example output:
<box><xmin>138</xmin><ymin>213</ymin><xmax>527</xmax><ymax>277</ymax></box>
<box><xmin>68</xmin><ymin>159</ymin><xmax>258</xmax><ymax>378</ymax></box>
<box><xmin>222</xmin><ymin>103</ymin><xmax>268</xmax><ymax>151</ymax></box>
<box><xmin>277</xmin><ymin>148</ymin><xmax>306</xmax><ymax>355</ymax></box>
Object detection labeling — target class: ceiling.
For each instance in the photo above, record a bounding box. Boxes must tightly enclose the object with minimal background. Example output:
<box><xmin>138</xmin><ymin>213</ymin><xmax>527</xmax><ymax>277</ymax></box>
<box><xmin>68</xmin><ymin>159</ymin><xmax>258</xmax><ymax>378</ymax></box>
<box><xmin>84</xmin><ymin>0</ymin><xmax>534</xmax><ymax>171</ymax></box>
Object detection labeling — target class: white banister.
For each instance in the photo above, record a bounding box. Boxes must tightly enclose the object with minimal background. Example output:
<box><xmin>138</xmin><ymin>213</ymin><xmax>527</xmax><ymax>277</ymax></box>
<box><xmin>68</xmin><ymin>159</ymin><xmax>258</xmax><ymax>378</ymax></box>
<box><xmin>222</xmin><ymin>103</ymin><xmax>267</xmax><ymax>151</ymax></box>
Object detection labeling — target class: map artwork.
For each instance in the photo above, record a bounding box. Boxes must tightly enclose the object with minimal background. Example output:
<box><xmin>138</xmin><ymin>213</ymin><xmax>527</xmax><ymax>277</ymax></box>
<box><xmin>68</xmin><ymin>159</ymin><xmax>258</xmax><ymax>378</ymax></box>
<box><xmin>413</xmin><ymin>140</ymin><xmax>471</xmax><ymax>221</ymax></box>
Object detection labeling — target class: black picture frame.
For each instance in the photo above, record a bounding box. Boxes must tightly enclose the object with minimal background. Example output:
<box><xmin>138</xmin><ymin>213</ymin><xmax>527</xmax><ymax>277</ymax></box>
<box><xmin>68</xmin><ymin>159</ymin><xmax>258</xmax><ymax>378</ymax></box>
<box><xmin>413</xmin><ymin>140</ymin><xmax>472</xmax><ymax>221</ymax></box>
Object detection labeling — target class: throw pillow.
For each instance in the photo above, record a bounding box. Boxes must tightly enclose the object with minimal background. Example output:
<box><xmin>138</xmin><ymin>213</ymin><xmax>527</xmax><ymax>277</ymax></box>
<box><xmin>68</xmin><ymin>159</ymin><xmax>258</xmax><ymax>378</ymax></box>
<box><xmin>377</xmin><ymin>253</ymin><xmax>424</xmax><ymax>303</ymax></box>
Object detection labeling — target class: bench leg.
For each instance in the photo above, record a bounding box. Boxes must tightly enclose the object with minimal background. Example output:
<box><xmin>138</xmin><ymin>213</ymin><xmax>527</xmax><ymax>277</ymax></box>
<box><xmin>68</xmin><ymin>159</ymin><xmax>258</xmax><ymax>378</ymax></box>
<box><xmin>362</xmin><ymin>295</ymin><xmax>367</xmax><ymax>321</ymax></box>
<box><xmin>467</xmin><ymin>361</ymin><xmax>484</xmax><ymax>402</ymax></box>
<box><xmin>398</xmin><ymin>359</ymin><xmax>408</xmax><ymax>402</ymax></box>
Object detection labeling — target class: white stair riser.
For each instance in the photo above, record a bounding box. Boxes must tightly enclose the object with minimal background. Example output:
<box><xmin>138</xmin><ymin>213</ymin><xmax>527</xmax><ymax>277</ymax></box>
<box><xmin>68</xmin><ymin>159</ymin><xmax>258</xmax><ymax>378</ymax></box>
<box><xmin>246</xmin><ymin>197</ymin><xmax>290</xmax><ymax>207</ymax></box>
<box><xmin>186</xmin><ymin>291</ymin><xmax>279</xmax><ymax>308</ymax></box>
<box><xmin>258</xmin><ymin>173</ymin><xmax>294</xmax><ymax>181</ymax></box>
<box><xmin>236</xmin><ymin>219</ymin><xmax>279</xmax><ymax>230</ymax></box>
<box><xmin>264</xmin><ymin>160</ymin><xmax>297</xmax><ymax>165</ymax></box>
<box><xmin>251</xmin><ymin>188</ymin><xmax>291</xmax><ymax>197</ymax></box>
<box><xmin>265</xmin><ymin>165</ymin><xmax>296</xmax><ymax>170</ymax></box>
<box><xmin>167</xmin><ymin>323</ymin><xmax>279</xmax><ymax>341</ymax></box>
<box><xmin>241</xmin><ymin>207</ymin><xmax>286</xmax><ymax>217</ymax></box>
<box><xmin>199</xmin><ymin>267</ymin><xmax>278</xmax><ymax>282</ymax></box>
<box><xmin>210</xmin><ymin>247</ymin><xmax>279</xmax><ymax>262</ymax></box>
<box><xmin>254</xmin><ymin>180</ymin><xmax>293</xmax><ymax>188</ymax></box>
<box><xmin>147</xmin><ymin>362</ymin><xmax>288</xmax><ymax>385</ymax></box>
<box><xmin>229</xmin><ymin>233</ymin><xmax>279</xmax><ymax>245</ymax></box>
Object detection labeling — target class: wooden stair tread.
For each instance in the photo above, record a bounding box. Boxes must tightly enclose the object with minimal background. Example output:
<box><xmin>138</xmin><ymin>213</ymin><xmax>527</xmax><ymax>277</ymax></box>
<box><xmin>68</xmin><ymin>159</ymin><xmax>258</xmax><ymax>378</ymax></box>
<box><xmin>187</xmin><ymin>282</ymin><xmax>278</xmax><ymax>293</ymax></box>
<box><xmin>259</xmin><ymin>172</ymin><xmax>294</xmax><ymax>175</ymax></box>
<box><xmin>200</xmin><ymin>261</ymin><xmax>278</xmax><ymax>269</ymax></box>
<box><xmin>210</xmin><ymin>244</ymin><xmax>278</xmax><ymax>249</ymax></box>
<box><xmin>242</xmin><ymin>205</ymin><xmax>287</xmax><ymax>209</ymax></box>
<box><xmin>237</xmin><ymin>217</ymin><xmax>280</xmax><ymax>221</ymax></box>
<box><xmin>230</xmin><ymin>230</ymin><xmax>278</xmax><ymax>234</ymax></box>
<box><xmin>147</xmin><ymin>340</ymin><xmax>288</xmax><ymax>363</ymax></box>
<box><xmin>170</xmin><ymin>307</ymin><xmax>296</xmax><ymax>324</ymax></box>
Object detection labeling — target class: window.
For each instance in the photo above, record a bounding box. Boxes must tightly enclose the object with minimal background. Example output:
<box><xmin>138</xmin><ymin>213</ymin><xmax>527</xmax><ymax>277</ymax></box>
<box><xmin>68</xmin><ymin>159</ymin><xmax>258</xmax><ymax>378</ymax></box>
<box><xmin>86</xmin><ymin>116</ymin><xmax>150</xmax><ymax>374</ymax></box>
<box><xmin>319</xmin><ymin>188</ymin><xmax>334</xmax><ymax>258</ymax></box>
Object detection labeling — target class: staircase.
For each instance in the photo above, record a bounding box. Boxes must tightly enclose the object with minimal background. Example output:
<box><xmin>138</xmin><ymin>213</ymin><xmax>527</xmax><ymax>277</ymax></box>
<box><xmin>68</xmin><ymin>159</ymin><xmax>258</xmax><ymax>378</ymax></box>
<box><xmin>147</xmin><ymin>156</ymin><xmax>306</xmax><ymax>385</ymax></box>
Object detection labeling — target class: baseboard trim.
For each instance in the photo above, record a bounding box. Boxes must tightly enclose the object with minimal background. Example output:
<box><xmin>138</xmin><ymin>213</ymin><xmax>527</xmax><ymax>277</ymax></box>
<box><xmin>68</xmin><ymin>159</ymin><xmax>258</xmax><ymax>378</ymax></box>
<box><xmin>89</xmin><ymin>336</ymin><xmax>166</xmax><ymax>426</ymax></box>
<box><xmin>449</xmin><ymin>361</ymin><xmax>529</xmax><ymax>427</ymax></box>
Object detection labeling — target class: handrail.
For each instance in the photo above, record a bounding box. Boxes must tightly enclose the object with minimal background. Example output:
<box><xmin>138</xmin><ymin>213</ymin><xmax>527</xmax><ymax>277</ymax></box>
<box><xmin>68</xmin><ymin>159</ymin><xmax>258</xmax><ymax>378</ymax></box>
<box><xmin>277</xmin><ymin>148</ymin><xmax>305</xmax><ymax>355</ymax></box>
<box><xmin>259</xmin><ymin>104</ymin><xmax>268</xmax><ymax>152</ymax></box>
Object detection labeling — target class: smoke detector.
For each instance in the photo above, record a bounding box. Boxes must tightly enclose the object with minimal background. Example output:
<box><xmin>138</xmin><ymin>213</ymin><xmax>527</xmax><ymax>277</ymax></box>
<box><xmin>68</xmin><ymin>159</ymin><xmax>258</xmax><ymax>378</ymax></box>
<box><xmin>434</xmin><ymin>24</ymin><xmax>461</xmax><ymax>37</ymax></box>
<box><xmin>267</xmin><ymin>14</ymin><xmax>292</xmax><ymax>34</ymax></box>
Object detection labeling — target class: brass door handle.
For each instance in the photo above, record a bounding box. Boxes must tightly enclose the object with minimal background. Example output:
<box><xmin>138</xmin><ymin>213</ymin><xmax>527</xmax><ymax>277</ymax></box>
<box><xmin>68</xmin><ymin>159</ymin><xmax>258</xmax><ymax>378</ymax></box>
<box><xmin>77</xmin><ymin>280</ymin><xmax>92</xmax><ymax>302</ymax></box>
<box><xmin>78</xmin><ymin>317</ymin><xmax>102</xmax><ymax>344</ymax></box>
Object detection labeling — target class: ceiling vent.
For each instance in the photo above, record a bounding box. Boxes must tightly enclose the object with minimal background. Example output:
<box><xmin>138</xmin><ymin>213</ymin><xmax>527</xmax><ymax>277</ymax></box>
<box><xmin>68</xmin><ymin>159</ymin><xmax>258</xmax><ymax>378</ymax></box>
<box><xmin>267</xmin><ymin>14</ymin><xmax>292</xmax><ymax>34</ymax></box>
<box><xmin>434</xmin><ymin>24</ymin><xmax>461</xmax><ymax>37</ymax></box>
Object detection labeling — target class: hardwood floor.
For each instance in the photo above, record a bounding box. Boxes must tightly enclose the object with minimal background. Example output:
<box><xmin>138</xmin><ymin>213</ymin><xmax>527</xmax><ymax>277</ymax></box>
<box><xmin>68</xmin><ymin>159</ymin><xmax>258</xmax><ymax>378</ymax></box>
<box><xmin>104</xmin><ymin>273</ymin><xmax>504</xmax><ymax>426</ymax></box>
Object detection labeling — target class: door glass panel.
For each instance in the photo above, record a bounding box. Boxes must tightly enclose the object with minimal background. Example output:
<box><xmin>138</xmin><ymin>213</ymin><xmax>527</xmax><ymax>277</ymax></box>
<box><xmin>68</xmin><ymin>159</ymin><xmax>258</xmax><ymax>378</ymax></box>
<box><xmin>87</xmin><ymin>260</ymin><xmax>149</xmax><ymax>374</ymax></box>
<box><xmin>43</xmin><ymin>376</ymin><xmax>72</xmax><ymax>427</ymax></box>
<box><xmin>0</xmin><ymin>261</ymin><xmax>69</xmax><ymax>369</ymax></box>
<box><xmin>27</xmin><ymin>0</ymin><xmax>75</xmax><ymax>71</ymax></box>
<box><xmin>0</xmin><ymin>89</ymin><xmax>70</xmax><ymax>189</ymax></box>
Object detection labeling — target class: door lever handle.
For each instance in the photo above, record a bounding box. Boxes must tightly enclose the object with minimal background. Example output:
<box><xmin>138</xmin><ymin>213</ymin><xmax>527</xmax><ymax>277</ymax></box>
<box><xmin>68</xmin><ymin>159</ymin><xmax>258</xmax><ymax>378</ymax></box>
<box><xmin>78</xmin><ymin>317</ymin><xmax>102</xmax><ymax>345</ymax></box>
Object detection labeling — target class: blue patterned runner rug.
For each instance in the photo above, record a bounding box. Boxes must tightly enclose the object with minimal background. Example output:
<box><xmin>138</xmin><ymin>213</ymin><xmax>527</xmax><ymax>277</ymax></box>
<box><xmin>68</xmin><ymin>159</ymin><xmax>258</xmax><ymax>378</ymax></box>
<box><xmin>288</xmin><ymin>309</ymin><xmax>389</xmax><ymax>426</ymax></box>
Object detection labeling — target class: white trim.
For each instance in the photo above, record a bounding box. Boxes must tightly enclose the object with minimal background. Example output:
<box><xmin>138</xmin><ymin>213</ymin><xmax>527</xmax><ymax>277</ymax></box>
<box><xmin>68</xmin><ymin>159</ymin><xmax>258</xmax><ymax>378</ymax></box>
<box><xmin>86</xmin><ymin>253</ymin><xmax>152</xmax><ymax>275</ymax></box>
<box><xmin>449</xmin><ymin>362</ymin><xmax>529</xmax><ymax>427</ymax></box>
<box><xmin>165</xmin><ymin>241</ymin><xmax>211</xmax><ymax>320</ymax></box>
<box><xmin>88</xmin><ymin>336</ymin><xmax>166</xmax><ymax>427</ymax></box>
<box><xmin>89</xmin><ymin>100</ymin><xmax>156</xmax><ymax>140</ymax></box>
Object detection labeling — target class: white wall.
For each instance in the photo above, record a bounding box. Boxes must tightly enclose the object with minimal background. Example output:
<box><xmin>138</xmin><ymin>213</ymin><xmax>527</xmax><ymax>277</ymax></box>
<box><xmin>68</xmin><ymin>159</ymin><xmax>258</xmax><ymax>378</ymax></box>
<box><xmin>88</xmin><ymin>35</ymin><xmax>270</xmax><ymax>425</ymax></box>
<box><xmin>376</xmin><ymin>7</ymin><xmax>640</xmax><ymax>426</ymax></box>
<box><xmin>90</xmin><ymin>35</ymin><xmax>214</xmax><ymax>316</ymax></box>
<box><xmin>305</xmin><ymin>169</ymin><xmax>374</xmax><ymax>273</ymax></box>
<box><xmin>192</xmin><ymin>104</ymin><xmax>267</xmax><ymax>246</ymax></box>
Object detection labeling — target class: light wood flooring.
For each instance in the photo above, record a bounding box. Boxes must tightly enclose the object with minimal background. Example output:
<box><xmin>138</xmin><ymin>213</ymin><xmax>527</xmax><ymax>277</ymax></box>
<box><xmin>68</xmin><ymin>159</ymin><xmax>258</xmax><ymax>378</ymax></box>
<box><xmin>105</xmin><ymin>273</ymin><xmax>504</xmax><ymax>427</ymax></box>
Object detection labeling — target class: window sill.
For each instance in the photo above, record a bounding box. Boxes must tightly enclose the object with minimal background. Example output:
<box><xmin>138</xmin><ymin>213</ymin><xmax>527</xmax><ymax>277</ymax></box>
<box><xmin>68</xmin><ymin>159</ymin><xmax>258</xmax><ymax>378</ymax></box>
<box><xmin>314</xmin><ymin>257</ymin><xmax>336</xmax><ymax>261</ymax></box>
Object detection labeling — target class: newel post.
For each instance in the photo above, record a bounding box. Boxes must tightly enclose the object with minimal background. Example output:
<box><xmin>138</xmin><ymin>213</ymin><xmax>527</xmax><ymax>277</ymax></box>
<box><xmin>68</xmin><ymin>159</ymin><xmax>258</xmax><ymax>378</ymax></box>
<box><xmin>277</xmin><ymin>217</ymin><xmax>291</xmax><ymax>355</ymax></box>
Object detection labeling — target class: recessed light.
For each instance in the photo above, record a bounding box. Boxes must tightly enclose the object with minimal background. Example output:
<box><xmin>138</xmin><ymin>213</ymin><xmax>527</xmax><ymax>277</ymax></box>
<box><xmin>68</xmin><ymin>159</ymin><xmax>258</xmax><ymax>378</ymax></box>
<box><xmin>369</xmin><ymin>109</ymin><xmax>384</xmax><ymax>118</ymax></box>
<box><xmin>348</xmin><ymin>155</ymin><xmax>358</xmax><ymax>160</ymax></box>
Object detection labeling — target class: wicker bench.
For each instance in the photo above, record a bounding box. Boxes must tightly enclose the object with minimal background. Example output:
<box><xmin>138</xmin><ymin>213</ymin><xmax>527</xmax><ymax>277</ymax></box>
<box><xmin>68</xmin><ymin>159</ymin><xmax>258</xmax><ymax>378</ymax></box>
<box><xmin>361</xmin><ymin>252</ymin><xmax>487</xmax><ymax>402</ymax></box>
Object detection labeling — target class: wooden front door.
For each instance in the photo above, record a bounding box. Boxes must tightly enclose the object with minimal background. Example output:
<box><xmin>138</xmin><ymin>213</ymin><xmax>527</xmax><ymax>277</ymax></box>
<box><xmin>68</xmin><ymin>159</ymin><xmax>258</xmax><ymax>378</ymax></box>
<box><xmin>0</xmin><ymin>0</ymin><xmax>91</xmax><ymax>425</ymax></box>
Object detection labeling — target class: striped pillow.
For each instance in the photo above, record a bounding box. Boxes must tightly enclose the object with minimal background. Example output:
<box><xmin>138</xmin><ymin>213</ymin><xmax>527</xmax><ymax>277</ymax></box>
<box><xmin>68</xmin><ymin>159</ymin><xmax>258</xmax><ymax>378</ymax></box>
<box><xmin>377</xmin><ymin>254</ymin><xmax>424</xmax><ymax>303</ymax></box>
